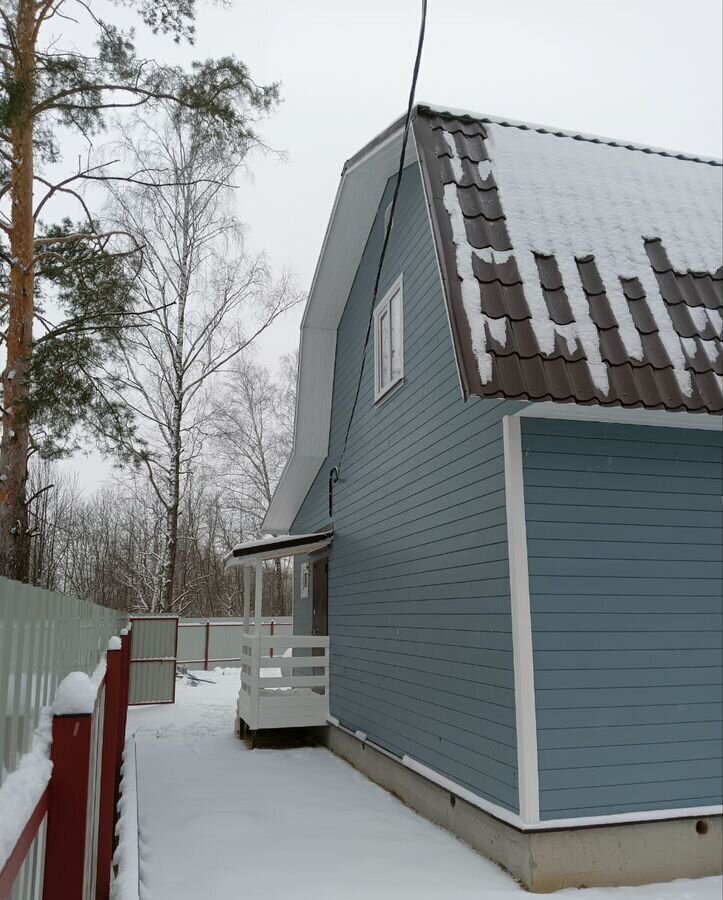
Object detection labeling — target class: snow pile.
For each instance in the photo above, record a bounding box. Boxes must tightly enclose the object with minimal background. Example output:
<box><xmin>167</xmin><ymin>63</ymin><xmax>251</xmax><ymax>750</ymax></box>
<box><xmin>0</xmin><ymin>709</ymin><xmax>53</xmax><ymax>871</ymax></box>
<box><xmin>108</xmin><ymin>635</ymin><xmax>122</xmax><ymax>651</ymax></box>
<box><xmin>444</xmin><ymin>124</ymin><xmax>723</xmax><ymax>393</ymax></box>
<box><xmin>53</xmin><ymin>658</ymin><xmax>106</xmax><ymax>716</ymax></box>
<box><xmin>111</xmin><ymin>739</ymin><xmax>142</xmax><ymax>900</ymax></box>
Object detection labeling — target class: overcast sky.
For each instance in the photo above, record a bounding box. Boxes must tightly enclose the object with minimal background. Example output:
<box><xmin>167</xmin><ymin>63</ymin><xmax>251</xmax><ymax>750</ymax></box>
<box><xmin>64</xmin><ymin>0</ymin><xmax>723</xmax><ymax>485</ymax></box>
<box><xmin>168</xmin><ymin>0</ymin><xmax>723</xmax><ymax>362</ymax></box>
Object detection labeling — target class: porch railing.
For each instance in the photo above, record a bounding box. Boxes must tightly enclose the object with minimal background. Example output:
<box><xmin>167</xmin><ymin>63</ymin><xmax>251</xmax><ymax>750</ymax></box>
<box><xmin>237</xmin><ymin>633</ymin><xmax>330</xmax><ymax>733</ymax></box>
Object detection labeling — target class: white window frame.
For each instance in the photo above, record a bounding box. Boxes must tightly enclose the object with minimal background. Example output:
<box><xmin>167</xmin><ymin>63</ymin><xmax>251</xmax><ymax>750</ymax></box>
<box><xmin>373</xmin><ymin>275</ymin><xmax>404</xmax><ymax>402</ymax></box>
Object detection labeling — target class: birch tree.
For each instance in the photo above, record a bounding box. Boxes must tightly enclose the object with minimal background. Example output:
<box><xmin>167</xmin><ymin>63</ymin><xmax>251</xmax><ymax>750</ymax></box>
<box><xmin>0</xmin><ymin>0</ymin><xmax>277</xmax><ymax>579</ymax></box>
<box><xmin>213</xmin><ymin>353</ymin><xmax>297</xmax><ymax>614</ymax></box>
<box><xmin>108</xmin><ymin>111</ymin><xmax>299</xmax><ymax>613</ymax></box>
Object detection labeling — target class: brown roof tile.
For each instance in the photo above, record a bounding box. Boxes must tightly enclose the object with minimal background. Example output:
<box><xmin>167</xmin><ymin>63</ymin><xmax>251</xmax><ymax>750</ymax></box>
<box><xmin>413</xmin><ymin>107</ymin><xmax>723</xmax><ymax>416</ymax></box>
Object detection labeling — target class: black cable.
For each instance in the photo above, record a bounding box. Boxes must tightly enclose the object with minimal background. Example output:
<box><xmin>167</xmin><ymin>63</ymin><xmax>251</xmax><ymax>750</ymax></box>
<box><xmin>328</xmin><ymin>0</ymin><xmax>428</xmax><ymax>518</ymax></box>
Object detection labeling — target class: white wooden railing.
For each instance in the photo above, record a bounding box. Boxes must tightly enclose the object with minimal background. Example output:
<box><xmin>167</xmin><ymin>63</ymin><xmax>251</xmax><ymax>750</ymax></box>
<box><xmin>237</xmin><ymin>633</ymin><xmax>329</xmax><ymax>732</ymax></box>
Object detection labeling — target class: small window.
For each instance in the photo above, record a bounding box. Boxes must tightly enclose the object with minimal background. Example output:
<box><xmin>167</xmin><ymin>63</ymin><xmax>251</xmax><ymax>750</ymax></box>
<box><xmin>300</xmin><ymin>562</ymin><xmax>309</xmax><ymax>598</ymax></box>
<box><xmin>374</xmin><ymin>277</ymin><xmax>404</xmax><ymax>401</ymax></box>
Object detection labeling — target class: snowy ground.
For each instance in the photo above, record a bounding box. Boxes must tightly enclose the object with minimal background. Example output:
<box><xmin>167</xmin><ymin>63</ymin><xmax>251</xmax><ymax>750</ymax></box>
<box><xmin>115</xmin><ymin>669</ymin><xmax>722</xmax><ymax>900</ymax></box>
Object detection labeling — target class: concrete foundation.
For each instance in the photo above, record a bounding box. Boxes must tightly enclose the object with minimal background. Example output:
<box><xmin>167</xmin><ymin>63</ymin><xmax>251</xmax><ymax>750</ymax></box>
<box><xmin>319</xmin><ymin>724</ymin><xmax>723</xmax><ymax>893</ymax></box>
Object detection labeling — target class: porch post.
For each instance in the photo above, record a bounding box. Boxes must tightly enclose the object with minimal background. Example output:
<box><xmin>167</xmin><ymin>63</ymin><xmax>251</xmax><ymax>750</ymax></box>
<box><xmin>243</xmin><ymin>565</ymin><xmax>251</xmax><ymax>634</ymax></box>
<box><xmin>254</xmin><ymin>559</ymin><xmax>263</xmax><ymax>635</ymax></box>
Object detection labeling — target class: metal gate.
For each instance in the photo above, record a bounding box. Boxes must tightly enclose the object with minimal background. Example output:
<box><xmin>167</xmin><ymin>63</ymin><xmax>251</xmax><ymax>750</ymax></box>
<box><xmin>129</xmin><ymin>616</ymin><xmax>178</xmax><ymax>705</ymax></box>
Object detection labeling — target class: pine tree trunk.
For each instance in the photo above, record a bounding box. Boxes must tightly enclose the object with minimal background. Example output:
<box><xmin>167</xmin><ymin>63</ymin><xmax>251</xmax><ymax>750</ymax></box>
<box><xmin>0</xmin><ymin>0</ymin><xmax>35</xmax><ymax>581</ymax></box>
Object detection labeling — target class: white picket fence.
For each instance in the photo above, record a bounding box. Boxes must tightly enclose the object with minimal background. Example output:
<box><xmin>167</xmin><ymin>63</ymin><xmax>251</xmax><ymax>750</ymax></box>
<box><xmin>238</xmin><ymin>633</ymin><xmax>330</xmax><ymax>732</ymax></box>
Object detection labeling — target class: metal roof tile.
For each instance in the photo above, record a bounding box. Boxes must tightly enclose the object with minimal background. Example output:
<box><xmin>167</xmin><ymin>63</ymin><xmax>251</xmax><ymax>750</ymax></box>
<box><xmin>456</xmin><ymin>184</ymin><xmax>504</xmax><ymax>220</ymax></box>
<box><xmin>576</xmin><ymin>257</ymin><xmax>606</xmax><ymax>295</ymax></box>
<box><xmin>665</xmin><ymin>300</ymin><xmax>702</xmax><ymax>338</ymax></box>
<box><xmin>626</xmin><ymin>295</ymin><xmax>659</xmax><ymax>334</ymax></box>
<box><xmin>491</xmin><ymin>352</ymin><xmax>528</xmax><ymax>397</ymax></box>
<box><xmin>588</xmin><ymin>294</ymin><xmax>619</xmax><ymax>330</ymax></box>
<box><xmin>412</xmin><ymin>108</ymin><xmax>723</xmax><ymax>417</ymax></box>
<box><xmin>471</xmin><ymin>253</ymin><xmax>522</xmax><ymax>286</ymax></box>
<box><xmin>639</xmin><ymin>330</ymin><xmax>675</xmax><ymax>369</ymax></box>
<box><xmin>478</xmin><ymin>281</ymin><xmax>530</xmax><ymax>321</ymax></box>
<box><xmin>465</xmin><ymin>217</ymin><xmax>513</xmax><ymax>252</ymax></box>
<box><xmin>542</xmin><ymin>287</ymin><xmax>575</xmax><ymax>326</ymax></box>
<box><xmin>599</xmin><ymin>327</ymin><xmax>631</xmax><ymax>366</ymax></box>
<box><xmin>535</xmin><ymin>255</ymin><xmax>564</xmax><ymax>291</ymax></box>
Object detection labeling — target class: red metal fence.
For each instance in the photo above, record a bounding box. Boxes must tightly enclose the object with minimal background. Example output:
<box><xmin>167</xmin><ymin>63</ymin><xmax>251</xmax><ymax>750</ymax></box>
<box><xmin>0</xmin><ymin>631</ymin><xmax>132</xmax><ymax>900</ymax></box>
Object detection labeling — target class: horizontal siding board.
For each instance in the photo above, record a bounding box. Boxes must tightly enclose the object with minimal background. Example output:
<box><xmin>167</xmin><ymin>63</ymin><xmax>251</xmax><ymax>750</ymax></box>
<box><xmin>292</xmin><ymin>165</ymin><xmax>520</xmax><ymax>812</ymax></box>
<box><xmin>536</xmin><ymin>665</ymin><xmax>723</xmax><ymax>689</ymax></box>
<box><xmin>540</xmin><ymin>702</ymin><xmax>723</xmax><ymax>730</ymax></box>
<box><xmin>527</xmin><ymin>522</ymin><xmax>719</xmax><ymax>546</ymax></box>
<box><xmin>540</xmin><ymin>739</ymin><xmax>723</xmax><ymax>769</ymax></box>
<box><xmin>540</xmin><ymin>778</ymin><xmax>723</xmax><ymax>812</ymax></box>
<box><xmin>538</xmin><ymin>722</ymin><xmax>723</xmax><ymax>750</ymax></box>
<box><xmin>524</xmin><ymin>418</ymin><xmax>723</xmax><ymax>819</ymax></box>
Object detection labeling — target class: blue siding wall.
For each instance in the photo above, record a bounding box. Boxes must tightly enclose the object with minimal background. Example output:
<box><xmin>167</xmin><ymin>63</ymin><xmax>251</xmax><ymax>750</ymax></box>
<box><xmin>292</xmin><ymin>164</ymin><xmax>522</xmax><ymax>812</ymax></box>
<box><xmin>523</xmin><ymin>417</ymin><xmax>723</xmax><ymax>819</ymax></box>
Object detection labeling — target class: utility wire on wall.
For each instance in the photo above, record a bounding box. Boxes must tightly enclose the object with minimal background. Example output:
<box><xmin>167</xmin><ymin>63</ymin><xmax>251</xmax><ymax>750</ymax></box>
<box><xmin>328</xmin><ymin>0</ymin><xmax>428</xmax><ymax>519</ymax></box>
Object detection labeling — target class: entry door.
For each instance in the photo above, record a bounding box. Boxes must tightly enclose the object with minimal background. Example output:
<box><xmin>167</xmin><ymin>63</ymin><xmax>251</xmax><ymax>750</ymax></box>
<box><xmin>311</xmin><ymin>559</ymin><xmax>328</xmax><ymax>637</ymax></box>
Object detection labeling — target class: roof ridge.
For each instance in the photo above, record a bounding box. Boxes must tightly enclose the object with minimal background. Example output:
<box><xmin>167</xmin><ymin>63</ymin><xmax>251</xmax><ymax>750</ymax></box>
<box><xmin>417</xmin><ymin>103</ymin><xmax>723</xmax><ymax>167</ymax></box>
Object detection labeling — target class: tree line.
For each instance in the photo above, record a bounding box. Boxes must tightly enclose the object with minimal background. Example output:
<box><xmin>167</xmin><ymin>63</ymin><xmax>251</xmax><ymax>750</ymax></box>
<box><xmin>1</xmin><ymin>0</ymin><xmax>301</xmax><ymax>613</ymax></box>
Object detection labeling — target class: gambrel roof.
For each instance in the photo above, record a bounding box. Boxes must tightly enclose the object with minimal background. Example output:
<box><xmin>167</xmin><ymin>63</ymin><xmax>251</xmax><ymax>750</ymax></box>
<box><xmin>413</xmin><ymin>107</ymin><xmax>723</xmax><ymax>414</ymax></box>
<box><xmin>264</xmin><ymin>106</ymin><xmax>722</xmax><ymax>533</ymax></box>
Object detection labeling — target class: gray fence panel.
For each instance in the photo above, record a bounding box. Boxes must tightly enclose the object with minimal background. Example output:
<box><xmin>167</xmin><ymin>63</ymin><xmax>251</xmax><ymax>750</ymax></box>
<box><xmin>0</xmin><ymin>577</ymin><xmax>126</xmax><ymax>790</ymax></box>
<box><xmin>175</xmin><ymin>618</ymin><xmax>293</xmax><ymax>669</ymax></box>
<box><xmin>128</xmin><ymin>617</ymin><xmax>178</xmax><ymax>705</ymax></box>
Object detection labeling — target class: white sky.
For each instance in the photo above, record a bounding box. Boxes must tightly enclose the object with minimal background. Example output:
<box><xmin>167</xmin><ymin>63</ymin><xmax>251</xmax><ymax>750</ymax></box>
<box><xmin>192</xmin><ymin>0</ymin><xmax>723</xmax><ymax>362</ymax></box>
<box><xmin>62</xmin><ymin>0</ymin><xmax>723</xmax><ymax>485</ymax></box>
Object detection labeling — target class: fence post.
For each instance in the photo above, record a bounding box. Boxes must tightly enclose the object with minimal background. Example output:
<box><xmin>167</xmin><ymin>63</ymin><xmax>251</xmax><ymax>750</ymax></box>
<box><xmin>42</xmin><ymin>714</ymin><xmax>93</xmax><ymax>900</ymax></box>
<box><xmin>95</xmin><ymin>645</ymin><xmax>122</xmax><ymax>900</ymax></box>
<box><xmin>114</xmin><ymin>629</ymin><xmax>132</xmax><ymax>815</ymax></box>
<box><xmin>204</xmin><ymin>621</ymin><xmax>210</xmax><ymax>670</ymax></box>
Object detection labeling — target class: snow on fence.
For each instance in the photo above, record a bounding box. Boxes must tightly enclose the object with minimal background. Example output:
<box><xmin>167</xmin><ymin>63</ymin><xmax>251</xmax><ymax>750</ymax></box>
<box><xmin>177</xmin><ymin>617</ymin><xmax>293</xmax><ymax>670</ymax></box>
<box><xmin>0</xmin><ymin>577</ymin><xmax>129</xmax><ymax>900</ymax></box>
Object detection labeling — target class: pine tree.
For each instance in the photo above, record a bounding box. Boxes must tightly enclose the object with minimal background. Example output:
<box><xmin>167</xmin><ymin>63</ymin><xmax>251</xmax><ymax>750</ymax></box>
<box><xmin>0</xmin><ymin>0</ymin><xmax>278</xmax><ymax>579</ymax></box>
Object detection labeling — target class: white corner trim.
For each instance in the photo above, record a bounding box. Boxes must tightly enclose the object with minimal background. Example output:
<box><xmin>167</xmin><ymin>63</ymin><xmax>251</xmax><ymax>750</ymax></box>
<box><xmin>518</xmin><ymin>401</ymin><xmax>721</xmax><ymax>431</ymax></box>
<box><xmin>502</xmin><ymin>414</ymin><xmax>540</xmax><ymax>826</ymax></box>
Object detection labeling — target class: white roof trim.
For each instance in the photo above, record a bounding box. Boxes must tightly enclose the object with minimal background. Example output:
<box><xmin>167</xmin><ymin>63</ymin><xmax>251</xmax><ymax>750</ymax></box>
<box><xmin>262</xmin><ymin>124</ymin><xmax>418</xmax><ymax>533</ymax></box>
<box><xmin>518</xmin><ymin>401</ymin><xmax>721</xmax><ymax>431</ymax></box>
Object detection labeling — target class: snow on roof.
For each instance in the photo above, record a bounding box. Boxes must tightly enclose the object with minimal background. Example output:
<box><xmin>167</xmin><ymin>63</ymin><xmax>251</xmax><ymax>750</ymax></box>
<box><xmin>225</xmin><ymin>531</ymin><xmax>333</xmax><ymax>567</ymax></box>
<box><xmin>414</xmin><ymin>108</ymin><xmax>723</xmax><ymax>413</ymax></box>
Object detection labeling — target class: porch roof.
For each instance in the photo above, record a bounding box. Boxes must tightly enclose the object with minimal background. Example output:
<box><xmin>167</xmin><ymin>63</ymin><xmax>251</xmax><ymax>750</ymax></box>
<box><xmin>224</xmin><ymin>531</ymin><xmax>333</xmax><ymax>568</ymax></box>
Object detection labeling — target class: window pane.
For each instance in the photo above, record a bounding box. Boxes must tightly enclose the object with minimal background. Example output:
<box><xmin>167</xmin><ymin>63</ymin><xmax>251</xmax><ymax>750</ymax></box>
<box><xmin>390</xmin><ymin>290</ymin><xmax>403</xmax><ymax>379</ymax></box>
<box><xmin>379</xmin><ymin>309</ymin><xmax>391</xmax><ymax>389</ymax></box>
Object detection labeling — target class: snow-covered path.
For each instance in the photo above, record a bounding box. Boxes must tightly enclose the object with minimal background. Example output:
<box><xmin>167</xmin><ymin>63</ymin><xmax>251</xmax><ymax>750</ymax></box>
<box><xmin>119</xmin><ymin>670</ymin><xmax>721</xmax><ymax>900</ymax></box>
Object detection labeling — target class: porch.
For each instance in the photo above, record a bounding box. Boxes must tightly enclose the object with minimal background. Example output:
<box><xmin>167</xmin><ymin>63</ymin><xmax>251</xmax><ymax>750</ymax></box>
<box><xmin>224</xmin><ymin>530</ymin><xmax>333</xmax><ymax>735</ymax></box>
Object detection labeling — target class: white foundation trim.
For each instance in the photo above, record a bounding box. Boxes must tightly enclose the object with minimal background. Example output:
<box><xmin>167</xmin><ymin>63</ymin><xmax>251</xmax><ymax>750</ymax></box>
<box><xmin>502</xmin><ymin>414</ymin><xmax>540</xmax><ymax>825</ymax></box>
<box><xmin>402</xmin><ymin>755</ymin><xmax>525</xmax><ymax>828</ymax></box>
<box><xmin>329</xmin><ymin>722</ymin><xmax>722</xmax><ymax>832</ymax></box>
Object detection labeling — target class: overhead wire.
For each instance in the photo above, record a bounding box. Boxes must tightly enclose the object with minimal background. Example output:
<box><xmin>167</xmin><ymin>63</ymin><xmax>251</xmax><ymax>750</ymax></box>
<box><xmin>328</xmin><ymin>0</ymin><xmax>428</xmax><ymax>518</ymax></box>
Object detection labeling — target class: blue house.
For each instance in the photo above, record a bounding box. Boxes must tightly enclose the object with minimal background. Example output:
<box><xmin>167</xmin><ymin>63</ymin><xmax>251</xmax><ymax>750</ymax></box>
<box><xmin>250</xmin><ymin>105</ymin><xmax>723</xmax><ymax>890</ymax></box>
